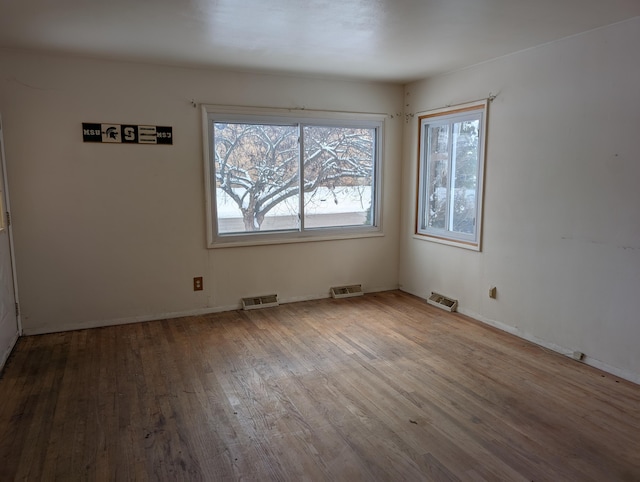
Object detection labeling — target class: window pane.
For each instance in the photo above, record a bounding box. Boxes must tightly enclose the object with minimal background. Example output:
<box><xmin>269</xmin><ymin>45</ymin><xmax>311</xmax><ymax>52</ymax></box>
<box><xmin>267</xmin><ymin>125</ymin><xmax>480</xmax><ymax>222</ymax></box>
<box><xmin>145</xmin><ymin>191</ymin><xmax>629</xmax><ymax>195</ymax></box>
<box><xmin>214</xmin><ymin>122</ymin><xmax>299</xmax><ymax>234</ymax></box>
<box><xmin>427</xmin><ymin>124</ymin><xmax>449</xmax><ymax>230</ymax></box>
<box><xmin>450</xmin><ymin>119</ymin><xmax>479</xmax><ymax>235</ymax></box>
<box><xmin>303</xmin><ymin>126</ymin><xmax>375</xmax><ymax>229</ymax></box>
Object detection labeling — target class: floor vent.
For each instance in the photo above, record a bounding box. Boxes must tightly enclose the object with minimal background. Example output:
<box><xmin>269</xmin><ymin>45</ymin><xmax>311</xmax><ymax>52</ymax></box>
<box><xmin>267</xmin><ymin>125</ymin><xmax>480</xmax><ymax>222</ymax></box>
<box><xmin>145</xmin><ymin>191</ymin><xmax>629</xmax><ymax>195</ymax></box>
<box><xmin>427</xmin><ymin>292</ymin><xmax>458</xmax><ymax>312</ymax></box>
<box><xmin>241</xmin><ymin>294</ymin><xmax>279</xmax><ymax>311</ymax></box>
<box><xmin>330</xmin><ymin>284</ymin><xmax>364</xmax><ymax>299</ymax></box>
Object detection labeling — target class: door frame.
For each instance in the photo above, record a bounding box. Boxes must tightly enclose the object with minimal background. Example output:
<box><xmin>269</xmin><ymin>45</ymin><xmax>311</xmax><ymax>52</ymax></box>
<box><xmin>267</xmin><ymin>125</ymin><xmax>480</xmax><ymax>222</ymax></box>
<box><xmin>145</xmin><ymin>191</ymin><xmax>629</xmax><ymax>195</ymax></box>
<box><xmin>0</xmin><ymin>113</ymin><xmax>22</xmax><ymax>336</ymax></box>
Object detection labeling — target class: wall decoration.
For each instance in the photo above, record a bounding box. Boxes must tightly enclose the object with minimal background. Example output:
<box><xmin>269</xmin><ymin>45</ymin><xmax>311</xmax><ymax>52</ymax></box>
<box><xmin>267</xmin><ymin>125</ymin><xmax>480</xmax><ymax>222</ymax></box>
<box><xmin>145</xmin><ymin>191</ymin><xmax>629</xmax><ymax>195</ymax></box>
<box><xmin>82</xmin><ymin>123</ymin><xmax>172</xmax><ymax>145</ymax></box>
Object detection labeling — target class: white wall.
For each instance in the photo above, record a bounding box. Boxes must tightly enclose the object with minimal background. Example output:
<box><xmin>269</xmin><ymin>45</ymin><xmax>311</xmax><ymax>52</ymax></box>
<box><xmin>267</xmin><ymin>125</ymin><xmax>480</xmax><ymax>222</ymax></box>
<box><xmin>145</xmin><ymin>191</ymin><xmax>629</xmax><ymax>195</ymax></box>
<box><xmin>400</xmin><ymin>18</ymin><xmax>640</xmax><ymax>383</ymax></box>
<box><xmin>0</xmin><ymin>51</ymin><xmax>403</xmax><ymax>334</ymax></box>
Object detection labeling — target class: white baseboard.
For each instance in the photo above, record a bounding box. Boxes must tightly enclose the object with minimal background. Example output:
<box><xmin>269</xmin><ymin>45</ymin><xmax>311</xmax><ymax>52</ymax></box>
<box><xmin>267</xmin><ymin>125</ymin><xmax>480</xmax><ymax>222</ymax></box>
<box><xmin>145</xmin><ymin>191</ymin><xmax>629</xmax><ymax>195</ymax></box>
<box><xmin>22</xmin><ymin>286</ymin><xmax>638</xmax><ymax>384</ymax></box>
<box><xmin>400</xmin><ymin>288</ymin><xmax>639</xmax><ymax>385</ymax></box>
<box><xmin>457</xmin><ymin>307</ymin><xmax>640</xmax><ymax>385</ymax></box>
<box><xmin>23</xmin><ymin>284</ymin><xmax>400</xmax><ymax>337</ymax></box>
<box><xmin>0</xmin><ymin>331</ymin><xmax>19</xmax><ymax>372</ymax></box>
<box><xmin>279</xmin><ymin>284</ymin><xmax>397</xmax><ymax>305</ymax></box>
<box><xmin>23</xmin><ymin>304</ymin><xmax>241</xmax><ymax>336</ymax></box>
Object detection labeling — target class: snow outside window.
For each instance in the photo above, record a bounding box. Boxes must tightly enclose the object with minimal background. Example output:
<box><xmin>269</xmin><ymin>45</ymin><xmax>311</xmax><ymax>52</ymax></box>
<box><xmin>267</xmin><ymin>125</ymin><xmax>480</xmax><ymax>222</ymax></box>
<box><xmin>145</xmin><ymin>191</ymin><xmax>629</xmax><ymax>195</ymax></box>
<box><xmin>203</xmin><ymin>106</ymin><xmax>384</xmax><ymax>247</ymax></box>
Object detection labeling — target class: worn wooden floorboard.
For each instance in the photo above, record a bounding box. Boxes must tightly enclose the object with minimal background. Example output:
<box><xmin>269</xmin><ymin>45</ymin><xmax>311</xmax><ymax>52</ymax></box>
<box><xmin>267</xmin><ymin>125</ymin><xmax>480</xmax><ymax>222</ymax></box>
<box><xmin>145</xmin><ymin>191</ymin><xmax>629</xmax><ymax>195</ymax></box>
<box><xmin>1</xmin><ymin>291</ymin><xmax>639</xmax><ymax>481</ymax></box>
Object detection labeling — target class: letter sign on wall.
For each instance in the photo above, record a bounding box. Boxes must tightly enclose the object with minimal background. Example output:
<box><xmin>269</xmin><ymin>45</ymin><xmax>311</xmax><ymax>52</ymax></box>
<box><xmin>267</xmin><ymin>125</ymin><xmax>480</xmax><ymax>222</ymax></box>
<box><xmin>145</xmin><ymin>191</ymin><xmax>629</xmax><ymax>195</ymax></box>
<box><xmin>82</xmin><ymin>123</ymin><xmax>173</xmax><ymax>145</ymax></box>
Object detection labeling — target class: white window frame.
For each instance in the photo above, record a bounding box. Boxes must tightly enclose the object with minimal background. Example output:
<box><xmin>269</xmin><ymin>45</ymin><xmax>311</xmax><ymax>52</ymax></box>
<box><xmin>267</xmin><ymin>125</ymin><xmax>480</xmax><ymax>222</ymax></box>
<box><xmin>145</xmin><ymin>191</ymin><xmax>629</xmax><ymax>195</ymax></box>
<box><xmin>415</xmin><ymin>101</ymin><xmax>487</xmax><ymax>251</ymax></box>
<box><xmin>202</xmin><ymin>105</ymin><xmax>385</xmax><ymax>248</ymax></box>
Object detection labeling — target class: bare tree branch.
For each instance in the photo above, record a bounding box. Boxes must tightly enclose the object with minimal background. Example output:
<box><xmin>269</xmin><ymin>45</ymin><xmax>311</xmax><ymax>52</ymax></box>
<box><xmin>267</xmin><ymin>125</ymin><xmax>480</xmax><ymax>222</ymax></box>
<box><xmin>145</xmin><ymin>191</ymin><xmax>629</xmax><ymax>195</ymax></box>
<box><xmin>214</xmin><ymin>122</ymin><xmax>374</xmax><ymax>231</ymax></box>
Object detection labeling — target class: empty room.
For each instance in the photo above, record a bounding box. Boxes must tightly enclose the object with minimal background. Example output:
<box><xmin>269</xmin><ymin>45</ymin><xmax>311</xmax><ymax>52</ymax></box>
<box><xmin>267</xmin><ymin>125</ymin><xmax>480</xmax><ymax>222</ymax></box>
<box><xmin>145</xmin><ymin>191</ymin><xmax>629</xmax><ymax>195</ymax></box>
<box><xmin>1</xmin><ymin>1</ymin><xmax>639</xmax><ymax>480</ymax></box>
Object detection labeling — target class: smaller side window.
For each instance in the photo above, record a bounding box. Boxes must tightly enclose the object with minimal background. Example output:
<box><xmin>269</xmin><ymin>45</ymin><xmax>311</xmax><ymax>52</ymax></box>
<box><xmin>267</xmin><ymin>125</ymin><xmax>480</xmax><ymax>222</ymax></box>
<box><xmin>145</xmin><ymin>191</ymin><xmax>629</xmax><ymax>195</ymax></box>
<box><xmin>416</xmin><ymin>101</ymin><xmax>487</xmax><ymax>250</ymax></box>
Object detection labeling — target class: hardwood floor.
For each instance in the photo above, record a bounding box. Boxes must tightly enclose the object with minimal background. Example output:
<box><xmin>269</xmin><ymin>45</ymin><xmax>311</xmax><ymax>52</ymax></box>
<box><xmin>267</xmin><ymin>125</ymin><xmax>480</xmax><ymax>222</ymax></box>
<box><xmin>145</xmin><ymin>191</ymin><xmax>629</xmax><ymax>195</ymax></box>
<box><xmin>1</xmin><ymin>291</ymin><xmax>639</xmax><ymax>481</ymax></box>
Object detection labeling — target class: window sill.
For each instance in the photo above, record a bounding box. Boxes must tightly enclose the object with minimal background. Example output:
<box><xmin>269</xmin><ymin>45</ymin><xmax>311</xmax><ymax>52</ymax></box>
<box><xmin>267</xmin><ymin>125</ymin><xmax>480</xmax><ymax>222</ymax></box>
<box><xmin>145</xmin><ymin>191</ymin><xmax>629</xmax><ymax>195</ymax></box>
<box><xmin>209</xmin><ymin>229</ymin><xmax>384</xmax><ymax>248</ymax></box>
<box><xmin>413</xmin><ymin>232</ymin><xmax>481</xmax><ymax>251</ymax></box>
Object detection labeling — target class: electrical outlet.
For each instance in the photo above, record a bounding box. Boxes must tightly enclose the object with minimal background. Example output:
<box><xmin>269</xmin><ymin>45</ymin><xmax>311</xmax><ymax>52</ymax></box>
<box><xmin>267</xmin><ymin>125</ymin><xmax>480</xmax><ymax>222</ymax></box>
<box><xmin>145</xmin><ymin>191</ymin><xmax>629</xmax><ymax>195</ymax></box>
<box><xmin>489</xmin><ymin>286</ymin><xmax>497</xmax><ymax>299</ymax></box>
<box><xmin>193</xmin><ymin>277</ymin><xmax>203</xmax><ymax>291</ymax></box>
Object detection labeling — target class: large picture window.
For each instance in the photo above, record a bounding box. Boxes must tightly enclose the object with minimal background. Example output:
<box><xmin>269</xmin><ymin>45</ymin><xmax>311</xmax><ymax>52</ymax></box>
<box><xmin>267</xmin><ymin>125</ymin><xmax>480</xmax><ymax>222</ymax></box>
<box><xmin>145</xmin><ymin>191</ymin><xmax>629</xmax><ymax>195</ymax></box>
<box><xmin>416</xmin><ymin>101</ymin><xmax>487</xmax><ymax>250</ymax></box>
<box><xmin>203</xmin><ymin>106</ymin><xmax>383</xmax><ymax>247</ymax></box>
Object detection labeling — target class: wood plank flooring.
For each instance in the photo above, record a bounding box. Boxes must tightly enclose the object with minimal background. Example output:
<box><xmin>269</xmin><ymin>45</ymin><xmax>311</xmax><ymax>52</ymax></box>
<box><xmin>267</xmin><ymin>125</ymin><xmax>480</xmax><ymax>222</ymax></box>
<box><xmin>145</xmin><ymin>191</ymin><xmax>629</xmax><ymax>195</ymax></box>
<box><xmin>1</xmin><ymin>291</ymin><xmax>639</xmax><ymax>481</ymax></box>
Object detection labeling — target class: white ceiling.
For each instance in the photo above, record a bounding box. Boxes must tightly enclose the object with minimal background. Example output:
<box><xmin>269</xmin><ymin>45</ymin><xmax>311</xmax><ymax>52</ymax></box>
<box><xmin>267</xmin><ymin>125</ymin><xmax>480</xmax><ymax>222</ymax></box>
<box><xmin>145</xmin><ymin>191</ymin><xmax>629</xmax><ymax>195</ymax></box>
<box><xmin>1</xmin><ymin>0</ymin><xmax>639</xmax><ymax>83</ymax></box>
